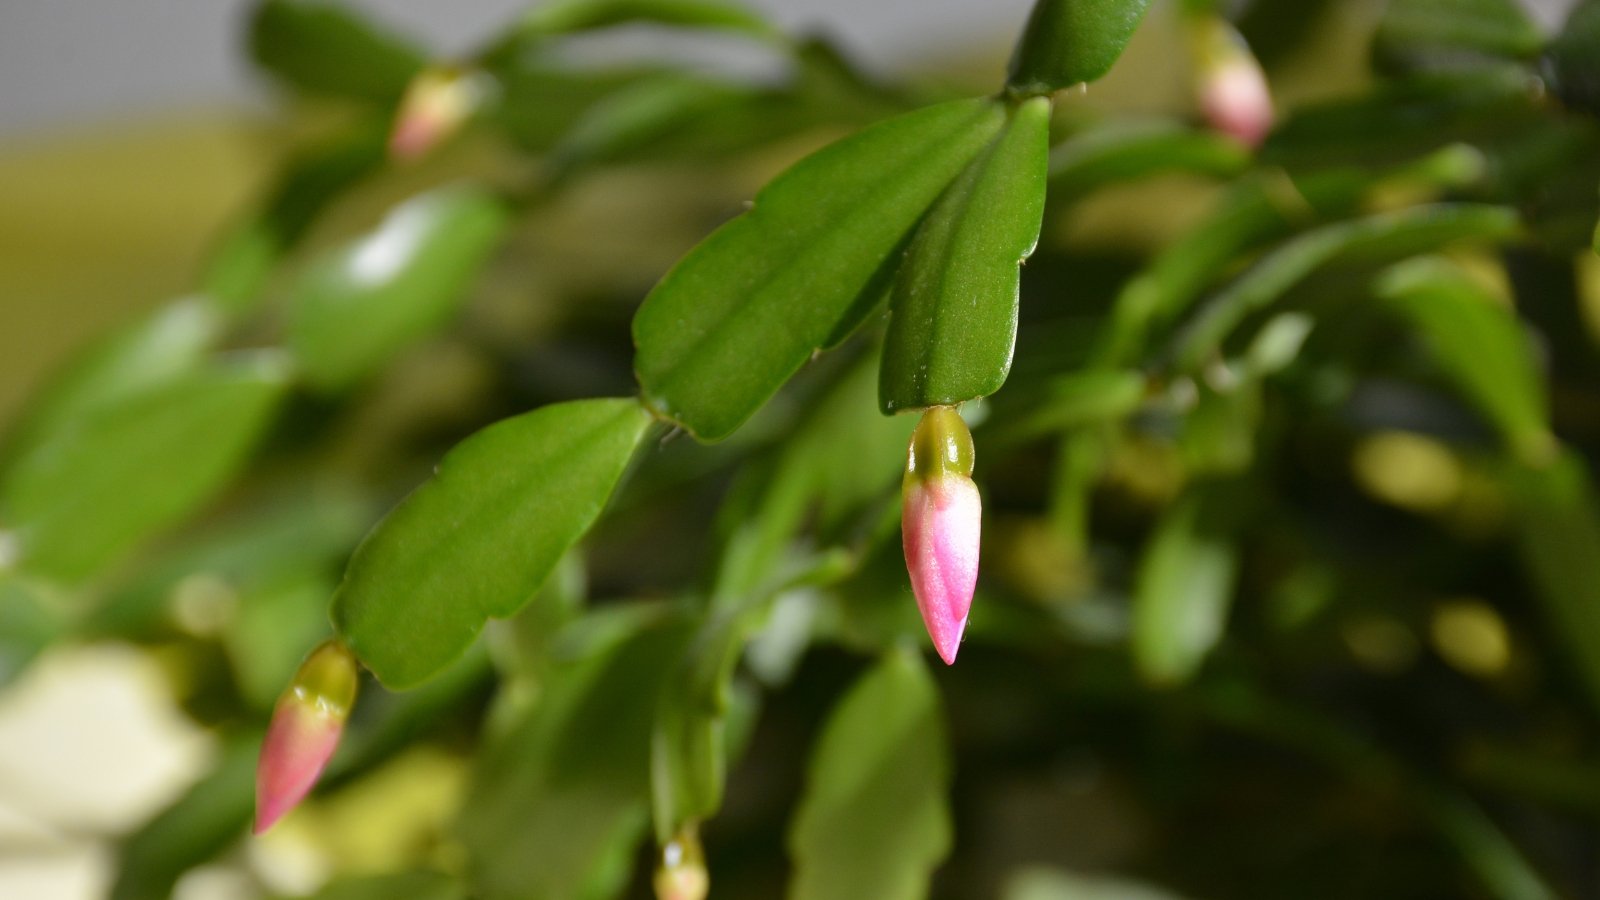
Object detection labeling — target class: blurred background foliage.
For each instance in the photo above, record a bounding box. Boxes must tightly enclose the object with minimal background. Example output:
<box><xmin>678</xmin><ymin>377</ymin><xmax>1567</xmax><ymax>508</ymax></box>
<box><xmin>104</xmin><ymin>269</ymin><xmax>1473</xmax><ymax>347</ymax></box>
<box><xmin>3</xmin><ymin>0</ymin><xmax>1600</xmax><ymax>898</ymax></box>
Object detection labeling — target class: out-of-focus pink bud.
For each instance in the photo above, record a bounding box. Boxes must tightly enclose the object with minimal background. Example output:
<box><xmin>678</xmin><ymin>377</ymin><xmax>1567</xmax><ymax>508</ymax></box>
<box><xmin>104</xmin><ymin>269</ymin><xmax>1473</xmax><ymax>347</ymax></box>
<box><xmin>902</xmin><ymin>407</ymin><xmax>982</xmax><ymax>666</ymax></box>
<box><xmin>1190</xmin><ymin>18</ymin><xmax>1274</xmax><ymax>149</ymax></box>
<box><xmin>254</xmin><ymin>640</ymin><xmax>359</xmax><ymax>834</ymax></box>
<box><xmin>654</xmin><ymin>827</ymin><xmax>709</xmax><ymax>900</ymax></box>
<box><xmin>389</xmin><ymin>67</ymin><xmax>487</xmax><ymax>163</ymax></box>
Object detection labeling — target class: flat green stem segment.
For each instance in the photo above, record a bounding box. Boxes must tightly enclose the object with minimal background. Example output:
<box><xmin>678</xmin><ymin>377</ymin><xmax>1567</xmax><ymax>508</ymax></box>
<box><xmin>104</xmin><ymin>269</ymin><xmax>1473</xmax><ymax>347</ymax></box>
<box><xmin>788</xmin><ymin>649</ymin><xmax>952</xmax><ymax>900</ymax></box>
<box><xmin>632</xmin><ymin>97</ymin><xmax>1008</xmax><ymax>442</ymax></box>
<box><xmin>1132</xmin><ymin>482</ymin><xmax>1241</xmax><ymax>686</ymax></box>
<box><xmin>289</xmin><ymin>185</ymin><xmax>511</xmax><ymax>390</ymax></box>
<box><xmin>1</xmin><ymin>355</ymin><xmax>288</xmax><ymax>583</ymax></box>
<box><xmin>332</xmin><ymin>398</ymin><xmax>652</xmax><ymax>688</ymax></box>
<box><xmin>1007</xmin><ymin>0</ymin><xmax>1154</xmax><ymax>95</ymax></box>
<box><xmin>879</xmin><ymin>97</ymin><xmax>1051</xmax><ymax>413</ymax></box>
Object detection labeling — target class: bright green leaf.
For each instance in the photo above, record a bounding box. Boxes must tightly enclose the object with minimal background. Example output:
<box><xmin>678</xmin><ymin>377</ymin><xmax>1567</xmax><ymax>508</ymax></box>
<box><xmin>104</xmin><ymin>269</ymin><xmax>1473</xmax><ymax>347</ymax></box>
<box><xmin>1006</xmin><ymin>0</ymin><xmax>1154</xmax><ymax>95</ymax></box>
<box><xmin>1373</xmin><ymin>0</ymin><xmax>1543</xmax><ymax>74</ymax></box>
<box><xmin>1377</xmin><ymin>257</ymin><xmax>1553</xmax><ymax>464</ymax></box>
<box><xmin>332</xmin><ymin>398</ymin><xmax>653</xmax><ymax>689</ymax></box>
<box><xmin>1</xmin><ymin>354</ymin><xmax>290</xmax><ymax>583</ymax></box>
<box><xmin>461</xmin><ymin>608</ymin><xmax>692</xmax><ymax>900</ymax></box>
<box><xmin>789</xmin><ymin>649</ymin><xmax>952</xmax><ymax>900</ymax></box>
<box><xmin>249</xmin><ymin>0</ymin><xmax>427</xmax><ymax>104</ymax></box>
<box><xmin>879</xmin><ymin>96</ymin><xmax>1051</xmax><ymax>412</ymax></box>
<box><xmin>633</xmin><ymin>97</ymin><xmax>1008</xmax><ymax>441</ymax></box>
<box><xmin>1006</xmin><ymin>867</ymin><xmax>1193</xmax><ymax>900</ymax></box>
<box><xmin>0</xmin><ymin>300</ymin><xmax>220</xmax><ymax>468</ymax></box>
<box><xmin>1132</xmin><ymin>483</ymin><xmax>1241</xmax><ymax>686</ymax></box>
<box><xmin>288</xmin><ymin>185</ymin><xmax>511</xmax><ymax>390</ymax></box>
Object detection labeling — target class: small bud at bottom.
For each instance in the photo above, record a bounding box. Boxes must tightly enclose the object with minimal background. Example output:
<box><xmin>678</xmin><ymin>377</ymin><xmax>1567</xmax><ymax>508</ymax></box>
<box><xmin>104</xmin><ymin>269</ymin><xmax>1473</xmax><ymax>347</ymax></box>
<box><xmin>654</xmin><ymin>828</ymin><xmax>709</xmax><ymax>900</ymax></box>
<box><xmin>254</xmin><ymin>641</ymin><xmax>358</xmax><ymax>834</ymax></box>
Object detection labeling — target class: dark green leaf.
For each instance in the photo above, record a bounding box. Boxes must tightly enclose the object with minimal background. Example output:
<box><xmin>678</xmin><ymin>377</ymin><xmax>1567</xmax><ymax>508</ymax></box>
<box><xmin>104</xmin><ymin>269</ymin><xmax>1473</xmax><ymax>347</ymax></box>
<box><xmin>632</xmin><ymin>97</ymin><xmax>1008</xmax><ymax>441</ymax></box>
<box><xmin>288</xmin><ymin>185</ymin><xmax>511</xmax><ymax>390</ymax></box>
<box><xmin>461</xmin><ymin>608</ymin><xmax>692</xmax><ymax>900</ymax></box>
<box><xmin>1546</xmin><ymin>0</ymin><xmax>1600</xmax><ymax>115</ymax></box>
<box><xmin>249</xmin><ymin>0</ymin><xmax>427</xmax><ymax>104</ymax></box>
<box><xmin>1006</xmin><ymin>0</ymin><xmax>1154</xmax><ymax>95</ymax></box>
<box><xmin>1377</xmin><ymin>257</ymin><xmax>1553</xmax><ymax>464</ymax></box>
<box><xmin>1</xmin><ymin>354</ymin><xmax>290</xmax><ymax>582</ymax></box>
<box><xmin>1506</xmin><ymin>452</ymin><xmax>1600</xmax><ymax>713</ymax></box>
<box><xmin>1132</xmin><ymin>483</ymin><xmax>1241</xmax><ymax>686</ymax></box>
<box><xmin>879</xmin><ymin>96</ymin><xmax>1051</xmax><ymax>412</ymax></box>
<box><xmin>515</xmin><ymin>0</ymin><xmax>775</xmax><ymax>39</ymax></box>
<box><xmin>1172</xmin><ymin>203</ymin><xmax>1521</xmax><ymax>371</ymax></box>
<box><xmin>630</xmin><ymin>97</ymin><xmax>1004</xmax><ymax>438</ymax></box>
<box><xmin>332</xmin><ymin>398</ymin><xmax>653</xmax><ymax>689</ymax></box>
<box><xmin>1048</xmin><ymin>119</ymin><xmax>1250</xmax><ymax>204</ymax></box>
<box><xmin>789</xmin><ymin>649</ymin><xmax>952</xmax><ymax>900</ymax></box>
<box><xmin>1373</xmin><ymin>0</ymin><xmax>1543</xmax><ymax>74</ymax></box>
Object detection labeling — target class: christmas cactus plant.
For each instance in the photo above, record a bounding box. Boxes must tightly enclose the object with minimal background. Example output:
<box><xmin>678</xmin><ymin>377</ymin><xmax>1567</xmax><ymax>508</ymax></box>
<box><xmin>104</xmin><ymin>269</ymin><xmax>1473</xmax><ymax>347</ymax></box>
<box><xmin>4</xmin><ymin>0</ymin><xmax>1600</xmax><ymax>897</ymax></box>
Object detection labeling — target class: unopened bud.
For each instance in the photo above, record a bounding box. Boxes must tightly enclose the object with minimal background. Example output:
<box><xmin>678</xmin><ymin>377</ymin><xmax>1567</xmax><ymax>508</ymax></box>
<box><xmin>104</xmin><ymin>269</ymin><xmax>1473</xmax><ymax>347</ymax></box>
<box><xmin>654</xmin><ymin>827</ymin><xmax>709</xmax><ymax>900</ymax></box>
<box><xmin>902</xmin><ymin>407</ymin><xmax>982</xmax><ymax>665</ymax></box>
<box><xmin>389</xmin><ymin>67</ymin><xmax>487</xmax><ymax>162</ymax></box>
<box><xmin>254</xmin><ymin>640</ymin><xmax>358</xmax><ymax>834</ymax></box>
<box><xmin>1190</xmin><ymin>17</ymin><xmax>1274</xmax><ymax>149</ymax></box>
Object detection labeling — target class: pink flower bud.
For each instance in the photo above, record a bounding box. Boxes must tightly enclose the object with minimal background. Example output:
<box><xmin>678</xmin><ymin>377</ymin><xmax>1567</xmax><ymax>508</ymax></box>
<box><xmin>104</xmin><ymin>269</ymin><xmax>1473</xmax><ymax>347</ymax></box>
<box><xmin>1190</xmin><ymin>18</ymin><xmax>1274</xmax><ymax>149</ymax></box>
<box><xmin>389</xmin><ymin>68</ymin><xmax>486</xmax><ymax>163</ymax></box>
<box><xmin>254</xmin><ymin>641</ymin><xmax>359</xmax><ymax>834</ymax></box>
<box><xmin>902</xmin><ymin>407</ymin><xmax>982</xmax><ymax>665</ymax></box>
<box><xmin>654</xmin><ymin>828</ymin><xmax>709</xmax><ymax>900</ymax></box>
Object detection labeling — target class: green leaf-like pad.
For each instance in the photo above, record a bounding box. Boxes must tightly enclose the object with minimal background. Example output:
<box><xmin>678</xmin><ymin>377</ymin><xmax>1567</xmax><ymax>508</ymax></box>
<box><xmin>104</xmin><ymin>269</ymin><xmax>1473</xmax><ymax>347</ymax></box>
<box><xmin>332</xmin><ymin>398</ymin><xmax>653</xmax><ymax>688</ymax></box>
<box><xmin>1007</xmin><ymin>0</ymin><xmax>1154</xmax><ymax>95</ymax></box>
<box><xmin>1</xmin><ymin>355</ymin><xmax>288</xmax><ymax>583</ymax></box>
<box><xmin>789</xmin><ymin>650</ymin><xmax>952</xmax><ymax>900</ymax></box>
<box><xmin>288</xmin><ymin>185</ymin><xmax>511</xmax><ymax>390</ymax></box>
<box><xmin>879</xmin><ymin>96</ymin><xmax>1051</xmax><ymax>413</ymax></box>
<box><xmin>1131</xmin><ymin>483</ymin><xmax>1241</xmax><ymax>686</ymax></box>
<box><xmin>632</xmin><ymin>97</ymin><xmax>1008</xmax><ymax>441</ymax></box>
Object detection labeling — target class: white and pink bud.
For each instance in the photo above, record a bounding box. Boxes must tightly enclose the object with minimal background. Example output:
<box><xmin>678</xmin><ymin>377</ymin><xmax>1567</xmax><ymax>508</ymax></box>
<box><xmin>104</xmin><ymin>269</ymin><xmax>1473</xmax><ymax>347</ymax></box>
<box><xmin>1189</xmin><ymin>17</ymin><xmax>1274</xmax><ymax>150</ymax></box>
<box><xmin>254</xmin><ymin>640</ymin><xmax>359</xmax><ymax>834</ymax></box>
<box><xmin>389</xmin><ymin>67</ymin><xmax>487</xmax><ymax>163</ymax></box>
<box><xmin>902</xmin><ymin>407</ymin><xmax>982</xmax><ymax>666</ymax></box>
